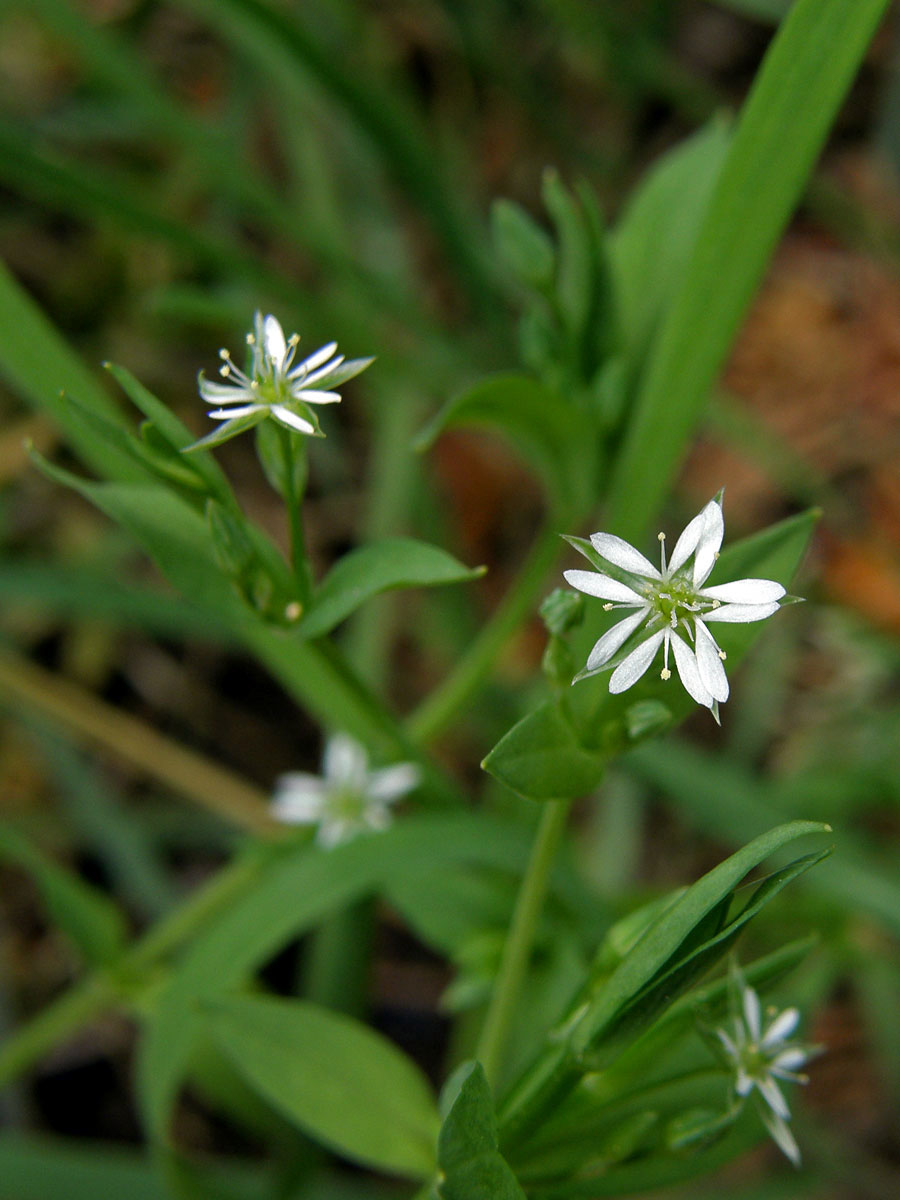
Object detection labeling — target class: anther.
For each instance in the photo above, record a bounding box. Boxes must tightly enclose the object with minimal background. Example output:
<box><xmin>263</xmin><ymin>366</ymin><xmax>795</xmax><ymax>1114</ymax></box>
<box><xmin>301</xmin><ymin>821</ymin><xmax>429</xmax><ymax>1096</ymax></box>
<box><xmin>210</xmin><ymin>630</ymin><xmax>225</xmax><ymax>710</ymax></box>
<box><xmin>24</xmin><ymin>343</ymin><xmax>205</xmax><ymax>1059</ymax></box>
<box><xmin>602</xmin><ymin>602</ymin><xmax>614</xmax><ymax>611</ymax></box>
<box><xmin>288</xmin><ymin>334</ymin><xmax>300</xmax><ymax>347</ymax></box>
<box><xmin>718</xmin><ymin>650</ymin><xmax>727</xmax><ymax>661</ymax></box>
<box><xmin>660</xmin><ymin>668</ymin><xmax>671</xmax><ymax>681</ymax></box>
<box><xmin>657</xmin><ymin>532</ymin><xmax>665</xmax><ymax>542</ymax></box>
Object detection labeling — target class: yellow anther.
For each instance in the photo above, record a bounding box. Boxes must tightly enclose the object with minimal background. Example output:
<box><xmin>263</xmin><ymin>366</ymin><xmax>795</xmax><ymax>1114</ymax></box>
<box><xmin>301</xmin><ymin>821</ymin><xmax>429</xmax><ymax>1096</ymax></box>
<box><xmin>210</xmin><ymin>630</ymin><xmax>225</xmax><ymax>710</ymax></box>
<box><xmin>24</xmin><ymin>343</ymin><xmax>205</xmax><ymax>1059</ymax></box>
<box><xmin>660</xmin><ymin>667</ymin><xmax>671</xmax><ymax>681</ymax></box>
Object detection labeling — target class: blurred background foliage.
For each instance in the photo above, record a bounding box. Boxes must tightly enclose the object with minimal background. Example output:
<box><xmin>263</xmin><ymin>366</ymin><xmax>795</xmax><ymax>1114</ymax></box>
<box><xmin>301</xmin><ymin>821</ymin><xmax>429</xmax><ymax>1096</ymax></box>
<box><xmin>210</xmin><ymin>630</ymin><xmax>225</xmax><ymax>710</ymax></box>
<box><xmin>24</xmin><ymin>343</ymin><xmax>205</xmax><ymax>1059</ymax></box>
<box><xmin>0</xmin><ymin>1</ymin><xmax>899</xmax><ymax>1198</ymax></box>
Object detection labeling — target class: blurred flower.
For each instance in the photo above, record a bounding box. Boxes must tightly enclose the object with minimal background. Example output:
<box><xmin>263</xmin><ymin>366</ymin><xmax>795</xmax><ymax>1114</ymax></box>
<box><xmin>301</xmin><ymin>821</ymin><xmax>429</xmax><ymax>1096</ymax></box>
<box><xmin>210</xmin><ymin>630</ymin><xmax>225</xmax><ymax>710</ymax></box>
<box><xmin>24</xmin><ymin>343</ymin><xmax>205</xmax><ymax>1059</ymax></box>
<box><xmin>564</xmin><ymin>494</ymin><xmax>789</xmax><ymax>720</ymax></box>
<box><xmin>191</xmin><ymin>313</ymin><xmax>372</xmax><ymax>448</ymax></box>
<box><xmin>716</xmin><ymin>972</ymin><xmax>812</xmax><ymax>1166</ymax></box>
<box><xmin>271</xmin><ymin>734</ymin><xmax>419</xmax><ymax>848</ymax></box>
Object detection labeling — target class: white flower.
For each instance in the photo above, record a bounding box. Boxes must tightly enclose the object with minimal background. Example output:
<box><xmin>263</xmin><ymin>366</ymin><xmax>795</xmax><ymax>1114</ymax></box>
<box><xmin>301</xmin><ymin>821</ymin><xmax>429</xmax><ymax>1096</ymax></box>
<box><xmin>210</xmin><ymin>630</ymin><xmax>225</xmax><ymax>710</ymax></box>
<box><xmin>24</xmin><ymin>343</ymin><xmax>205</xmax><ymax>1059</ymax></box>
<box><xmin>271</xmin><ymin>734</ymin><xmax>419</xmax><ymax>848</ymax></box>
<box><xmin>716</xmin><ymin>974</ymin><xmax>812</xmax><ymax>1166</ymax></box>
<box><xmin>192</xmin><ymin>313</ymin><xmax>373</xmax><ymax>449</ymax></box>
<box><xmin>564</xmin><ymin>494</ymin><xmax>790</xmax><ymax>721</ymax></box>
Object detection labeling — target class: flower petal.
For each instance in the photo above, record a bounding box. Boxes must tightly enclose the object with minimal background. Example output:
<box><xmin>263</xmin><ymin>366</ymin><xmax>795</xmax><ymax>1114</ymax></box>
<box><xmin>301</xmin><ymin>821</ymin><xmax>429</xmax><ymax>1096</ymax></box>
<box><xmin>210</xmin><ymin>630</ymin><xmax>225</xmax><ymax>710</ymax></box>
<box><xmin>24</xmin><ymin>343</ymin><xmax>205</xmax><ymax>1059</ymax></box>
<box><xmin>199</xmin><ymin>379</ymin><xmax>255</xmax><ymax>401</ymax></box>
<box><xmin>298</xmin><ymin>355</ymin><xmax>344</xmax><ymax>386</ymax></box>
<box><xmin>608</xmin><ymin>630</ymin><xmax>664</xmax><ymax>693</ymax></box>
<box><xmin>263</xmin><ymin>314</ymin><xmax>287</xmax><ymax>369</ymax></box>
<box><xmin>563</xmin><ymin>569</ymin><xmax>645</xmax><ymax>604</ymax></box>
<box><xmin>760</xmin><ymin>1108</ymin><xmax>801</xmax><ymax>1166</ymax></box>
<box><xmin>770</xmin><ymin>1048</ymin><xmax>808</xmax><ymax>1074</ymax></box>
<box><xmin>271</xmin><ymin>775</ymin><xmax>326</xmax><ymax>824</ymax></box>
<box><xmin>700</xmin><ymin>579</ymin><xmax>785</xmax><ymax>604</ymax></box>
<box><xmin>291</xmin><ymin>341</ymin><xmax>339</xmax><ymax>377</ymax></box>
<box><xmin>367</xmin><ymin>763</ymin><xmax>421</xmax><ymax>802</ymax></box>
<box><xmin>743</xmin><ymin>985</ymin><xmax>762</xmax><ymax>1042</ymax></box>
<box><xmin>590</xmin><ymin>532</ymin><xmax>661</xmax><ymax>579</ymax></box>
<box><xmin>703</xmin><ymin>601</ymin><xmax>781</xmax><ymax>624</ymax></box>
<box><xmin>292</xmin><ymin>388</ymin><xmax>342</xmax><ymax>405</ymax></box>
<box><xmin>670</xmin><ymin>631</ymin><xmax>714</xmax><ymax>708</ymax></box>
<box><xmin>271</xmin><ymin>405</ymin><xmax>316</xmax><ymax>434</ymax></box>
<box><xmin>762</xmin><ymin>1007</ymin><xmax>800</xmax><ymax>1048</ymax></box>
<box><xmin>586</xmin><ymin>608</ymin><xmax>650</xmax><ymax>671</ymax></box>
<box><xmin>208</xmin><ymin>404</ymin><xmax>265</xmax><ymax>420</ymax></box>
<box><xmin>757</xmin><ymin>1074</ymin><xmax>791</xmax><ymax>1120</ymax></box>
<box><xmin>694</xmin><ymin>620</ymin><xmax>729</xmax><ymax>702</ymax></box>
<box><xmin>323</xmin><ymin>735</ymin><xmax>368</xmax><ymax>790</ymax></box>
<box><xmin>668</xmin><ymin>499</ymin><xmax>723</xmax><ymax>579</ymax></box>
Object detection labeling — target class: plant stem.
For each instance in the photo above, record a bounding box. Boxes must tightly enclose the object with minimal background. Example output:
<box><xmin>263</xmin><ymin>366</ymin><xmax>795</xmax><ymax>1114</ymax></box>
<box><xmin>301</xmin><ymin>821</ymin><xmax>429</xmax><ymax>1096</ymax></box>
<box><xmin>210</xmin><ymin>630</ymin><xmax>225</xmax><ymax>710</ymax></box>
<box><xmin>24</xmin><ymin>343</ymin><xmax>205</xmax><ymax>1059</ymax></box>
<box><xmin>278</xmin><ymin>426</ymin><xmax>312</xmax><ymax>606</ymax></box>
<box><xmin>406</xmin><ymin>521</ymin><xmax>564</xmax><ymax>744</ymax></box>
<box><xmin>476</xmin><ymin>798</ymin><xmax>573</xmax><ymax>1089</ymax></box>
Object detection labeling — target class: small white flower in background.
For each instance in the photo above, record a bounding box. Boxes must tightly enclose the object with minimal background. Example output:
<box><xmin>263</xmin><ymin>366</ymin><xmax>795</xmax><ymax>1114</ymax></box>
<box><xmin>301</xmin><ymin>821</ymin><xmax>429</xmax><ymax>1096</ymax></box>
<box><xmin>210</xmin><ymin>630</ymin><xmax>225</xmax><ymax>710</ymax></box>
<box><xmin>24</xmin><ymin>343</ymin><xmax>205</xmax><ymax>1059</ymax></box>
<box><xmin>192</xmin><ymin>312</ymin><xmax>373</xmax><ymax>448</ymax></box>
<box><xmin>716</xmin><ymin>973</ymin><xmax>813</xmax><ymax>1166</ymax></box>
<box><xmin>271</xmin><ymin>734</ymin><xmax>419</xmax><ymax>848</ymax></box>
<box><xmin>564</xmin><ymin>494</ymin><xmax>791</xmax><ymax>721</ymax></box>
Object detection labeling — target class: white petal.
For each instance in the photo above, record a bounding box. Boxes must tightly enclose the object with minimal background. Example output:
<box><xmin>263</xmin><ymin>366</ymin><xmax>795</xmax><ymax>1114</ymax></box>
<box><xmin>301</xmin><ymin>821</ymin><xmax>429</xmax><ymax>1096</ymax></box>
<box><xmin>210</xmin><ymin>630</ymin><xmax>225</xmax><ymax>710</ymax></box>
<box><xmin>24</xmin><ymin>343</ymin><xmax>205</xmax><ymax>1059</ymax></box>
<box><xmin>770</xmin><ymin>1048</ymin><xmax>808</xmax><ymax>1074</ymax></box>
<box><xmin>762</xmin><ymin>1008</ymin><xmax>800</xmax><ymax>1047</ymax></box>
<box><xmin>208</xmin><ymin>403</ymin><xmax>265</xmax><ymax>420</ymax></box>
<box><xmin>703</xmin><ymin>601</ymin><xmax>781</xmax><ymax>624</ymax></box>
<box><xmin>700</xmin><ymin>579</ymin><xmax>785</xmax><ymax>604</ymax></box>
<box><xmin>297</xmin><ymin>356</ymin><xmax>344</xmax><ymax>385</ymax></box>
<box><xmin>760</xmin><ymin>1108</ymin><xmax>801</xmax><ymax>1166</ymax></box>
<box><xmin>323</xmin><ymin>735</ymin><xmax>368</xmax><ymax>789</ymax></box>
<box><xmin>694</xmin><ymin>620</ymin><xmax>729</xmax><ymax>702</ymax></box>
<box><xmin>717</xmin><ymin>1028</ymin><xmax>739</xmax><ymax>1059</ymax></box>
<box><xmin>367</xmin><ymin>763</ymin><xmax>420</xmax><ymax>802</ymax></box>
<box><xmin>316</xmin><ymin>817</ymin><xmax>355</xmax><ymax>848</ymax></box>
<box><xmin>744</xmin><ymin>986</ymin><xmax>762</xmax><ymax>1042</ymax></box>
<box><xmin>291</xmin><ymin>341</ymin><xmax>339</xmax><ymax>377</ymax></box>
<box><xmin>263</xmin><ymin>315</ymin><xmax>287</xmax><ymax>368</ymax></box>
<box><xmin>563</xmin><ymin>570</ymin><xmax>645</xmax><ymax>604</ymax></box>
<box><xmin>590</xmin><ymin>533</ymin><xmax>661</xmax><ymax>579</ymax></box>
<box><xmin>271</xmin><ymin>405</ymin><xmax>316</xmax><ymax>434</ymax></box>
<box><xmin>693</xmin><ymin>501</ymin><xmax>725</xmax><ymax>585</ymax></box>
<box><xmin>362</xmin><ymin>803</ymin><xmax>393</xmax><ymax>833</ymax></box>
<box><xmin>608</xmin><ymin>630</ymin><xmax>664</xmax><ymax>693</ymax></box>
<box><xmin>199</xmin><ymin>379</ymin><xmax>255</xmax><ymax>401</ymax></box>
<box><xmin>292</xmin><ymin>388</ymin><xmax>342</xmax><ymax>405</ymax></box>
<box><xmin>586</xmin><ymin>609</ymin><xmax>650</xmax><ymax>670</ymax></box>
<box><xmin>668</xmin><ymin>499</ymin><xmax>722</xmax><ymax>578</ymax></box>
<box><xmin>271</xmin><ymin>775</ymin><xmax>326</xmax><ymax>824</ymax></box>
<box><xmin>670</xmin><ymin>631</ymin><xmax>714</xmax><ymax>708</ymax></box>
<box><xmin>757</xmin><ymin>1074</ymin><xmax>791</xmax><ymax>1120</ymax></box>
<box><xmin>735</xmin><ymin>1069</ymin><xmax>754</xmax><ymax>1097</ymax></box>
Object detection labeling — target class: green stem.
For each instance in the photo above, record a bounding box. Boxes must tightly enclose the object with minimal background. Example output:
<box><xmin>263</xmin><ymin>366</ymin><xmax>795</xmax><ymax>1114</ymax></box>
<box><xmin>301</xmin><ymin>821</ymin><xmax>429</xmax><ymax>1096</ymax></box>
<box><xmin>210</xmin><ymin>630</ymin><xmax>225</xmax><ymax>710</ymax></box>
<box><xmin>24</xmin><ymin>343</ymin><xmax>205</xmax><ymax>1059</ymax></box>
<box><xmin>406</xmin><ymin>521</ymin><xmax>564</xmax><ymax>744</ymax></box>
<box><xmin>278</xmin><ymin>426</ymin><xmax>312</xmax><ymax>606</ymax></box>
<box><xmin>476</xmin><ymin>798</ymin><xmax>573</xmax><ymax>1089</ymax></box>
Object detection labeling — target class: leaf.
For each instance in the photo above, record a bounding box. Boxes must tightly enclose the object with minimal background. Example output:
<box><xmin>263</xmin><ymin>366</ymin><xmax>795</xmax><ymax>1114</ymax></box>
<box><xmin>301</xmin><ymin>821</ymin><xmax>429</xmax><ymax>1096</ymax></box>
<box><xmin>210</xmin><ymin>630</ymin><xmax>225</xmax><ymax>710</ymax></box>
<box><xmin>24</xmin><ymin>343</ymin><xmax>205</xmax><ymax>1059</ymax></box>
<box><xmin>492</xmin><ymin>199</ymin><xmax>555</xmax><ymax>289</ymax></box>
<box><xmin>437</xmin><ymin>1063</ymin><xmax>526</xmax><ymax>1200</ymax></box>
<box><xmin>298</xmin><ymin>538</ymin><xmax>486</xmax><ymax>639</ymax></box>
<box><xmin>416</xmin><ymin>373</ymin><xmax>594</xmax><ymax>511</ymax></box>
<box><xmin>567</xmin><ymin>822</ymin><xmax>830</xmax><ymax>1056</ymax></box>
<box><xmin>498</xmin><ymin>822</ymin><xmax>830</xmax><ymax>1144</ymax></box>
<box><xmin>137</xmin><ymin>813</ymin><xmax>536</xmax><ymax>1146</ymax></box>
<box><xmin>0</xmin><ymin>825</ymin><xmax>125</xmax><ymax>966</ymax></box>
<box><xmin>607</xmin><ymin>0</ymin><xmax>890</xmax><ymax>541</ymax></box>
<box><xmin>206</xmin><ymin>995</ymin><xmax>439</xmax><ymax>1179</ymax></box>
<box><xmin>0</xmin><ymin>259</ymin><xmax>136</xmax><ymax>482</ymax></box>
<box><xmin>482</xmin><ymin>702</ymin><xmax>605</xmax><ymax>801</ymax></box>
<box><xmin>609</xmin><ymin>119</ymin><xmax>731</xmax><ymax>374</ymax></box>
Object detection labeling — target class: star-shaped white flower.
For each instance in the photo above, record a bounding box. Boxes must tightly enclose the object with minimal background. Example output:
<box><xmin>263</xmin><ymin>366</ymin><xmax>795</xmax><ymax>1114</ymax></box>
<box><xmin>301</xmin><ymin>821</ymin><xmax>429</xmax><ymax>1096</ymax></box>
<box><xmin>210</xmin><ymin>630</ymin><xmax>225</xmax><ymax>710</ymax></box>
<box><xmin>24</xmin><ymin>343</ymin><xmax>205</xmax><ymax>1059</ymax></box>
<box><xmin>190</xmin><ymin>312</ymin><xmax>373</xmax><ymax>449</ymax></box>
<box><xmin>271</xmin><ymin>734</ymin><xmax>419</xmax><ymax>849</ymax></box>
<box><xmin>564</xmin><ymin>495</ymin><xmax>790</xmax><ymax>720</ymax></box>
<box><xmin>716</xmin><ymin>974</ymin><xmax>812</xmax><ymax>1166</ymax></box>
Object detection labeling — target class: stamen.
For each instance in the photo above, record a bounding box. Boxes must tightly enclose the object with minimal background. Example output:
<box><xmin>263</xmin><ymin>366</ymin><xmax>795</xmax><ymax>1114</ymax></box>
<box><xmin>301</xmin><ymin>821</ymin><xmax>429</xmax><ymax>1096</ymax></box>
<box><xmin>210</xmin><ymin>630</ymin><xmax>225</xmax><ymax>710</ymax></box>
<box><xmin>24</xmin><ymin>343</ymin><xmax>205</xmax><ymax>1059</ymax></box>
<box><xmin>658</xmin><ymin>530</ymin><xmax>667</xmax><ymax>575</ymax></box>
<box><xmin>246</xmin><ymin>333</ymin><xmax>255</xmax><ymax>345</ymax></box>
<box><xmin>219</xmin><ymin>348</ymin><xmax>230</xmax><ymax>360</ymax></box>
<box><xmin>660</xmin><ymin>668</ymin><xmax>671</xmax><ymax>680</ymax></box>
<box><xmin>602</xmin><ymin>602</ymin><xmax>614</xmax><ymax>611</ymax></box>
<box><xmin>284</xmin><ymin>600</ymin><xmax>303</xmax><ymax>621</ymax></box>
<box><xmin>288</xmin><ymin>334</ymin><xmax>300</xmax><ymax>347</ymax></box>
<box><xmin>718</xmin><ymin>650</ymin><xmax>727</xmax><ymax>661</ymax></box>
<box><xmin>220</xmin><ymin>365</ymin><xmax>230</xmax><ymax>377</ymax></box>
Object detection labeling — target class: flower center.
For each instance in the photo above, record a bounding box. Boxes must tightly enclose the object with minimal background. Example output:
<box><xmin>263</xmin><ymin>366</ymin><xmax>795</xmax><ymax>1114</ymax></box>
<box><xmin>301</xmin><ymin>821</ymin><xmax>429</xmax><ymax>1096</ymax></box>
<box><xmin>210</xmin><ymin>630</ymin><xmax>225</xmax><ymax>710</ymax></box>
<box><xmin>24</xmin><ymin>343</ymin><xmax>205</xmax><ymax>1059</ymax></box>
<box><xmin>326</xmin><ymin>787</ymin><xmax>366</xmax><ymax>825</ymax></box>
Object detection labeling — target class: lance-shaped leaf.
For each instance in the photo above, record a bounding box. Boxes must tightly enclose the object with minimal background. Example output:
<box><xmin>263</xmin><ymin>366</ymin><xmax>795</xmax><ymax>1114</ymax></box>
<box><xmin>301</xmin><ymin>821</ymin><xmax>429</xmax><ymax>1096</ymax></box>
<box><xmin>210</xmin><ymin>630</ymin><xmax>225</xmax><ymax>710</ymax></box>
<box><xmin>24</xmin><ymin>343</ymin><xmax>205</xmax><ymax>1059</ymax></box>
<box><xmin>298</xmin><ymin>538</ymin><xmax>486</xmax><ymax>639</ymax></box>
<box><xmin>437</xmin><ymin>1063</ymin><xmax>526</xmax><ymax>1200</ymax></box>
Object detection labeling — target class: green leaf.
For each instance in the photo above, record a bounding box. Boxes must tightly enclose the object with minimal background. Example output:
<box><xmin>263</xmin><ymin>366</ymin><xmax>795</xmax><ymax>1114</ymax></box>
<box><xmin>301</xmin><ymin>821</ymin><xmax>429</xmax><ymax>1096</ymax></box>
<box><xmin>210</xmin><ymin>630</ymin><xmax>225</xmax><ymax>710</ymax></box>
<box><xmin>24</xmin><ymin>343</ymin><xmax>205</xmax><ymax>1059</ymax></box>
<box><xmin>607</xmin><ymin>0</ymin><xmax>890</xmax><ymax>541</ymax></box>
<box><xmin>298</xmin><ymin>538</ymin><xmax>486</xmax><ymax>639</ymax></box>
<box><xmin>206</xmin><ymin>995</ymin><xmax>439</xmax><ymax>1179</ymax></box>
<box><xmin>0</xmin><ymin>825</ymin><xmax>125</xmax><ymax>966</ymax></box>
<box><xmin>138</xmin><ymin>813</ymin><xmax>536</xmax><ymax>1145</ymax></box>
<box><xmin>437</xmin><ymin>1063</ymin><xmax>526</xmax><ymax>1200</ymax></box>
<box><xmin>609</xmin><ymin>119</ymin><xmax>731</xmax><ymax>375</ymax></box>
<box><xmin>416</xmin><ymin>372</ymin><xmax>593</xmax><ymax>511</ymax></box>
<box><xmin>492</xmin><ymin>199</ymin><xmax>555</xmax><ymax>290</ymax></box>
<box><xmin>482</xmin><ymin>702</ymin><xmax>605</xmax><ymax>801</ymax></box>
<box><xmin>0</xmin><ymin>259</ymin><xmax>136</xmax><ymax>482</ymax></box>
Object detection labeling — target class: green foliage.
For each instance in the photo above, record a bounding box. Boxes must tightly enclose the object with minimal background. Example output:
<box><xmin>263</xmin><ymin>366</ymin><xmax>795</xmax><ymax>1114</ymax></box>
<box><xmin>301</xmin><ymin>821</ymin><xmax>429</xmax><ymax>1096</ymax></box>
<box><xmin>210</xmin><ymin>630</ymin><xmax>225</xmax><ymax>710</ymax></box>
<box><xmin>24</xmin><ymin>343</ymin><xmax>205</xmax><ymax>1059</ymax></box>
<box><xmin>436</xmin><ymin>1063</ymin><xmax>526</xmax><ymax>1200</ymax></box>
<box><xmin>207</xmin><ymin>995</ymin><xmax>439</xmax><ymax>1178</ymax></box>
